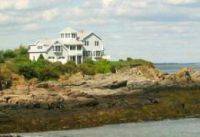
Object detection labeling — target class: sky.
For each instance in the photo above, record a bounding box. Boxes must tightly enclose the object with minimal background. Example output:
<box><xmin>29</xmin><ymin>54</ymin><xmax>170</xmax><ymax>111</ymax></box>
<box><xmin>0</xmin><ymin>0</ymin><xmax>200</xmax><ymax>63</ymax></box>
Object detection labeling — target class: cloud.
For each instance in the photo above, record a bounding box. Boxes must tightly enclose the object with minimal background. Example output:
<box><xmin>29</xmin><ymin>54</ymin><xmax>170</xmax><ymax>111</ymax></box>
<box><xmin>15</xmin><ymin>0</ymin><xmax>29</xmax><ymax>9</ymax></box>
<box><xmin>102</xmin><ymin>0</ymin><xmax>114</xmax><ymax>7</ymax></box>
<box><xmin>41</xmin><ymin>9</ymin><xmax>59</xmax><ymax>21</ymax></box>
<box><xmin>0</xmin><ymin>0</ymin><xmax>29</xmax><ymax>10</ymax></box>
<box><xmin>166</xmin><ymin>0</ymin><xmax>197</xmax><ymax>5</ymax></box>
<box><xmin>0</xmin><ymin>13</ymin><xmax>10</xmax><ymax>23</ymax></box>
<box><xmin>22</xmin><ymin>23</ymin><xmax>41</xmax><ymax>31</ymax></box>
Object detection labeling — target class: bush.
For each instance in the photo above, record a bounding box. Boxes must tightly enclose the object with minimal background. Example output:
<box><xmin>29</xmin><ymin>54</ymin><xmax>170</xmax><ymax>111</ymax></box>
<box><xmin>0</xmin><ymin>51</ymin><xmax>4</xmax><ymax>63</ymax></box>
<box><xmin>38</xmin><ymin>68</ymin><xmax>59</xmax><ymax>81</ymax></box>
<box><xmin>3</xmin><ymin>50</ymin><xmax>16</xmax><ymax>59</ymax></box>
<box><xmin>95</xmin><ymin>60</ymin><xmax>111</xmax><ymax>74</ymax></box>
<box><xmin>63</xmin><ymin>61</ymin><xmax>78</xmax><ymax>74</ymax></box>
<box><xmin>79</xmin><ymin>64</ymin><xmax>96</xmax><ymax>75</ymax></box>
<box><xmin>0</xmin><ymin>64</ymin><xmax>13</xmax><ymax>90</ymax></box>
<box><xmin>18</xmin><ymin>65</ymin><xmax>38</xmax><ymax>80</ymax></box>
<box><xmin>15</xmin><ymin>46</ymin><xmax>28</xmax><ymax>57</ymax></box>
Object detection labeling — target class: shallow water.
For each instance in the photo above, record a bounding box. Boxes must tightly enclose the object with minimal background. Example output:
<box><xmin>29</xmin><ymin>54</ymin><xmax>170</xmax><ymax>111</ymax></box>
<box><xmin>16</xmin><ymin>118</ymin><xmax>200</xmax><ymax>137</ymax></box>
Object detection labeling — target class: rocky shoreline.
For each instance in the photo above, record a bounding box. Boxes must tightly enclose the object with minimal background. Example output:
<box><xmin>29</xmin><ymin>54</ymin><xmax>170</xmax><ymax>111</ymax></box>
<box><xmin>0</xmin><ymin>66</ymin><xmax>200</xmax><ymax>133</ymax></box>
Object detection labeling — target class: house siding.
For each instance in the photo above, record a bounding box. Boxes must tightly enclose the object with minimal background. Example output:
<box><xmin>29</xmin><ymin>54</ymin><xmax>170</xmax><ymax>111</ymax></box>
<box><xmin>83</xmin><ymin>34</ymin><xmax>104</xmax><ymax>61</ymax></box>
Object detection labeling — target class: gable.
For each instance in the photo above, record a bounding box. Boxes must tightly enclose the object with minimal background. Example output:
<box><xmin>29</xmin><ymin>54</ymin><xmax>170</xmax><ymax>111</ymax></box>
<box><xmin>83</xmin><ymin>33</ymin><xmax>102</xmax><ymax>41</ymax></box>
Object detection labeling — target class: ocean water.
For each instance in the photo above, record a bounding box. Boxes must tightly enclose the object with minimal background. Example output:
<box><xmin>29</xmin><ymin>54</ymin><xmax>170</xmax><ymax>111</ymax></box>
<box><xmin>155</xmin><ymin>63</ymin><xmax>200</xmax><ymax>73</ymax></box>
<box><xmin>16</xmin><ymin>118</ymin><xmax>200</xmax><ymax>137</ymax></box>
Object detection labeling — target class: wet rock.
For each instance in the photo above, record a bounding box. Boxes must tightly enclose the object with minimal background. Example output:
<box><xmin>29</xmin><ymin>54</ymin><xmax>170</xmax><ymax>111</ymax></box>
<box><xmin>103</xmin><ymin>80</ymin><xmax>128</xmax><ymax>89</ymax></box>
<box><xmin>75</xmin><ymin>98</ymin><xmax>99</xmax><ymax>108</ymax></box>
<box><xmin>127</xmin><ymin>81</ymin><xmax>155</xmax><ymax>90</ymax></box>
<box><xmin>148</xmin><ymin>97</ymin><xmax>160</xmax><ymax>104</ymax></box>
<box><xmin>47</xmin><ymin>101</ymin><xmax>65</xmax><ymax>110</ymax></box>
<box><xmin>0</xmin><ymin>111</ymin><xmax>10</xmax><ymax>122</ymax></box>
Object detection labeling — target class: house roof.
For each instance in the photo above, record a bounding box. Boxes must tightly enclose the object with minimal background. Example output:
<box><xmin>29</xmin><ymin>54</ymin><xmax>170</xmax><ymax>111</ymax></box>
<box><xmin>60</xmin><ymin>27</ymin><xmax>77</xmax><ymax>34</ymax></box>
<box><xmin>28</xmin><ymin>39</ymin><xmax>54</xmax><ymax>53</ymax></box>
<box><xmin>28</xmin><ymin>38</ymin><xmax>83</xmax><ymax>53</ymax></box>
<box><xmin>78</xmin><ymin>31</ymin><xmax>102</xmax><ymax>41</ymax></box>
<box><xmin>78</xmin><ymin>31</ymin><xmax>92</xmax><ymax>40</ymax></box>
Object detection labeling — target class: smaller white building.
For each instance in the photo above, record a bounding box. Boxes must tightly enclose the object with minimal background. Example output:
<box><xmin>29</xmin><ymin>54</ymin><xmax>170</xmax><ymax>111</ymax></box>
<box><xmin>28</xmin><ymin>27</ymin><xmax>106</xmax><ymax>64</ymax></box>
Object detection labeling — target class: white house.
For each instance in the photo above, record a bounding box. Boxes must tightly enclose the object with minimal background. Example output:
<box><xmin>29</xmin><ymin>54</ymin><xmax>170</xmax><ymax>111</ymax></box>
<box><xmin>28</xmin><ymin>27</ymin><xmax>105</xmax><ymax>64</ymax></box>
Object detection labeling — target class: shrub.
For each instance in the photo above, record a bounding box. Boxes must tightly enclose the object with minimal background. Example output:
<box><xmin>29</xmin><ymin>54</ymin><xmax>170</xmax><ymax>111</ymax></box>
<box><xmin>95</xmin><ymin>60</ymin><xmax>111</xmax><ymax>74</ymax></box>
<box><xmin>0</xmin><ymin>64</ymin><xmax>13</xmax><ymax>90</ymax></box>
<box><xmin>3</xmin><ymin>50</ymin><xmax>16</xmax><ymax>59</ymax></box>
<box><xmin>18</xmin><ymin>65</ymin><xmax>38</xmax><ymax>80</ymax></box>
<box><xmin>0</xmin><ymin>51</ymin><xmax>4</xmax><ymax>63</ymax></box>
<box><xmin>15</xmin><ymin>46</ymin><xmax>28</xmax><ymax>57</ymax></box>
<box><xmin>79</xmin><ymin>64</ymin><xmax>96</xmax><ymax>75</ymax></box>
<box><xmin>38</xmin><ymin>68</ymin><xmax>59</xmax><ymax>81</ymax></box>
<box><xmin>63</xmin><ymin>61</ymin><xmax>78</xmax><ymax>74</ymax></box>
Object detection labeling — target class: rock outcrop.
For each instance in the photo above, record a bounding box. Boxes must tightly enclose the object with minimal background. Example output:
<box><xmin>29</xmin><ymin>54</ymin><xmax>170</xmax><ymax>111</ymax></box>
<box><xmin>0</xmin><ymin>66</ymin><xmax>200</xmax><ymax>110</ymax></box>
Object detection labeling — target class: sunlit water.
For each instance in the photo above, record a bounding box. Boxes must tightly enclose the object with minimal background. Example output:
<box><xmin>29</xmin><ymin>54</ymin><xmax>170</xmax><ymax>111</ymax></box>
<box><xmin>13</xmin><ymin>118</ymin><xmax>200</xmax><ymax>137</ymax></box>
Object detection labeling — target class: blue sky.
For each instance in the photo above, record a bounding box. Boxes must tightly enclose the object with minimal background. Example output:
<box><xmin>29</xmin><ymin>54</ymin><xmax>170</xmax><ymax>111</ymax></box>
<box><xmin>0</xmin><ymin>0</ymin><xmax>200</xmax><ymax>63</ymax></box>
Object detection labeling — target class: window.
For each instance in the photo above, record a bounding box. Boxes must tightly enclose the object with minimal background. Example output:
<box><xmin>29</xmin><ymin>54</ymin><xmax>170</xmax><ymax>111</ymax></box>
<box><xmin>83</xmin><ymin>51</ymin><xmax>91</xmax><ymax>56</ymax></box>
<box><xmin>54</xmin><ymin>46</ymin><xmax>62</xmax><ymax>52</ymax></box>
<box><xmin>77</xmin><ymin>45</ymin><xmax>82</xmax><ymax>50</ymax></box>
<box><xmin>70</xmin><ymin>56</ymin><xmax>76</xmax><ymax>62</ymax></box>
<box><xmin>37</xmin><ymin>46</ymin><xmax>42</xmax><ymax>49</ymax></box>
<box><xmin>95</xmin><ymin>41</ymin><xmax>99</xmax><ymax>46</ymax></box>
<box><xmin>65</xmin><ymin>33</ymin><xmax>70</xmax><ymax>38</ymax></box>
<box><xmin>72</xmin><ymin>33</ymin><xmax>77</xmax><ymax>38</ymax></box>
<box><xmin>48</xmin><ymin>56</ymin><xmax>55</xmax><ymax>59</ymax></box>
<box><xmin>58</xmin><ymin>57</ymin><xmax>65</xmax><ymax>59</ymax></box>
<box><xmin>70</xmin><ymin>46</ymin><xmax>76</xmax><ymax>50</ymax></box>
<box><xmin>85</xmin><ymin>41</ymin><xmax>89</xmax><ymax>46</ymax></box>
<box><xmin>61</xmin><ymin>33</ymin><xmax>64</xmax><ymax>38</ymax></box>
<box><xmin>77</xmin><ymin>56</ymin><xmax>82</xmax><ymax>64</ymax></box>
<box><xmin>96</xmin><ymin>51</ymin><xmax>101</xmax><ymax>56</ymax></box>
<box><xmin>65</xmin><ymin>45</ymin><xmax>69</xmax><ymax>48</ymax></box>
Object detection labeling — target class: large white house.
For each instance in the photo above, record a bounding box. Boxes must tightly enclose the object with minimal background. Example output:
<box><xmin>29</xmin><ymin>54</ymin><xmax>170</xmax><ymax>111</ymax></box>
<box><xmin>28</xmin><ymin>27</ymin><xmax>107</xmax><ymax>64</ymax></box>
